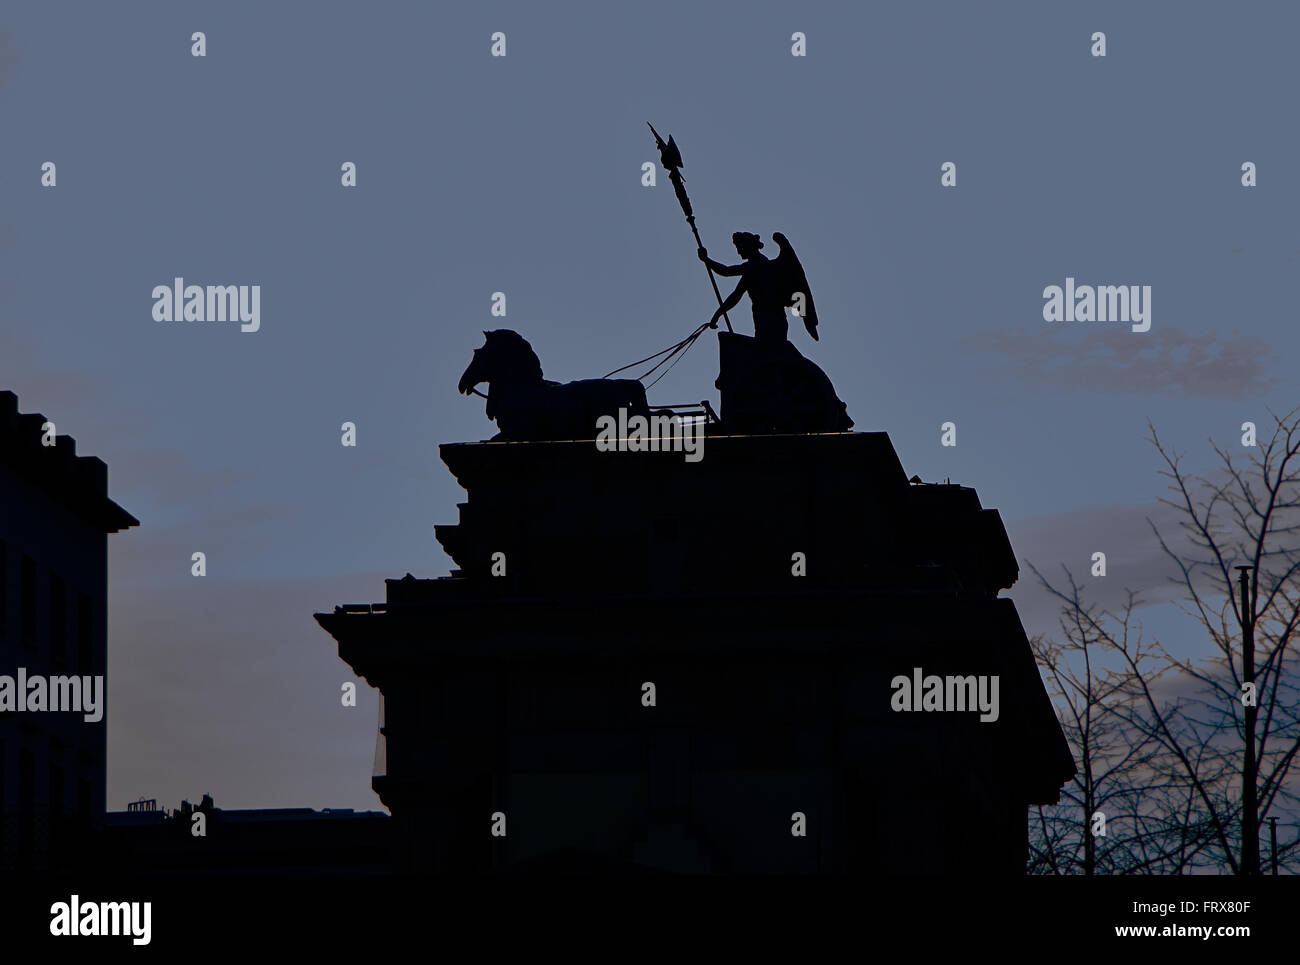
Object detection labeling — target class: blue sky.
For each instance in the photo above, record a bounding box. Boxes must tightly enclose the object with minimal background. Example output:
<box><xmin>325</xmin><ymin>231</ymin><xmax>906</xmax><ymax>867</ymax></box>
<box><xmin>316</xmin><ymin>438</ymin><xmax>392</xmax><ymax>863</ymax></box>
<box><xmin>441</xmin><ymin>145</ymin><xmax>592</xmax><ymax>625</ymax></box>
<box><xmin>2</xmin><ymin>1</ymin><xmax>1297</xmax><ymax>810</ymax></box>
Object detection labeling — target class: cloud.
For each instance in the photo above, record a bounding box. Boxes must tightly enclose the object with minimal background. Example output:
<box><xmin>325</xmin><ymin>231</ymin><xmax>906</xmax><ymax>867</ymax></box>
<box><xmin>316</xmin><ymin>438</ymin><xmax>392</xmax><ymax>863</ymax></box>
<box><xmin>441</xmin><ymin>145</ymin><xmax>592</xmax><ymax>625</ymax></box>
<box><xmin>963</xmin><ymin>327</ymin><xmax>1283</xmax><ymax>400</ymax></box>
<box><xmin>1005</xmin><ymin>499</ymin><xmax>1204</xmax><ymax>644</ymax></box>
<box><xmin>108</xmin><ymin>571</ymin><xmax>391</xmax><ymax>812</ymax></box>
<box><xmin>0</xmin><ymin>326</ymin><xmax>119</xmax><ymax>433</ymax></box>
<box><xmin>110</xmin><ymin>447</ymin><xmax>248</xmax><ymax>512</ymax></box>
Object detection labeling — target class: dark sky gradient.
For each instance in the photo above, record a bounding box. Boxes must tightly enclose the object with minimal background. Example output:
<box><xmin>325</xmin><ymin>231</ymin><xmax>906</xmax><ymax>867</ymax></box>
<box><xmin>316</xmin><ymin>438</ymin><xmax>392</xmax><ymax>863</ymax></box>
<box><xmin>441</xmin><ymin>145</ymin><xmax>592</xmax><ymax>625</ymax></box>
<box><xmin>2</xmin><ymin>2</ymin><xmax>1297</xmax><ymax>810</ymax></box>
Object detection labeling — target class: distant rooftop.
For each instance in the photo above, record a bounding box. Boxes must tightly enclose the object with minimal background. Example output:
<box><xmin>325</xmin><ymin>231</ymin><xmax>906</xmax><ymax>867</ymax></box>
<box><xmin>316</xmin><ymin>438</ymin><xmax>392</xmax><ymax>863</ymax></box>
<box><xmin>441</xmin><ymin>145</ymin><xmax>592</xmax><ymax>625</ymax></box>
<box><xmin>105</xmin><ymin>804</ymin><xmax>388</xmax><ymax>828</ymax></box>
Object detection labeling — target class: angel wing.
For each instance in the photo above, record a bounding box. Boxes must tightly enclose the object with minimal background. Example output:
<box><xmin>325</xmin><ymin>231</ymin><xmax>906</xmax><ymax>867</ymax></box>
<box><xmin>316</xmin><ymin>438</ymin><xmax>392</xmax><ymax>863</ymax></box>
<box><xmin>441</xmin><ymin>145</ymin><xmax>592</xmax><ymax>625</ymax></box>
<box><xmin>772</xmin><ymin>232</ymin><xmax>819</xmax><ymax>341</ymax></box>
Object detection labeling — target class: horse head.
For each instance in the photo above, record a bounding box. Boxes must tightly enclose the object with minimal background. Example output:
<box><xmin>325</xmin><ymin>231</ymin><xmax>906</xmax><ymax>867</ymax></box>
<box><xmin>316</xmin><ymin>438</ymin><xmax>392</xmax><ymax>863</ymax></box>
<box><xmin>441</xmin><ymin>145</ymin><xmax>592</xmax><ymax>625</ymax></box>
<box><xmin>458</xmin><ymin>330</ymin><xmax>547</xmax><ymax>428</ymax></box>
<box><xmin>458</xmin><ymin>332</ymin><xmax>493</xmax><ymax>397</ymax></box>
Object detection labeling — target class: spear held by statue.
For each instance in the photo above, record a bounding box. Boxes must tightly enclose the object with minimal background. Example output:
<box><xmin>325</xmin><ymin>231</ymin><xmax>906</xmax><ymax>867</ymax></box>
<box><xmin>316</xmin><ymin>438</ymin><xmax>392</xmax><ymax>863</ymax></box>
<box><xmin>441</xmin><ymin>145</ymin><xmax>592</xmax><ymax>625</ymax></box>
<box><xmin>648</xmin><ymin>123</ymin><xmax>733</xmax><ymax>334</ymax></box>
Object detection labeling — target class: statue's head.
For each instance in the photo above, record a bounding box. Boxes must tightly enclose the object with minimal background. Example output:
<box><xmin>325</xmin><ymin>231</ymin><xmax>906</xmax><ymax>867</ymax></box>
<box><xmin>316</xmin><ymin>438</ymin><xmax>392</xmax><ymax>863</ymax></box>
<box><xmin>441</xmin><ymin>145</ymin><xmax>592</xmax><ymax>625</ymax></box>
<box><xmin>732</xmin><ymin>231</ymin><xmax>764</xmax><ymax>258</ymax></box>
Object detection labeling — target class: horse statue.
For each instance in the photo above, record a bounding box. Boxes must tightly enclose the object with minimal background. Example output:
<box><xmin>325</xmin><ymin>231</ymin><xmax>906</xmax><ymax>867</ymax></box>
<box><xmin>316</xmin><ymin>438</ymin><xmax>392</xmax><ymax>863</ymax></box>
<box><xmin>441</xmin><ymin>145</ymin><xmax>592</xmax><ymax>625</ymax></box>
<box><xmin>458</xmin><ymin>330</ymin><xmax>651</xmax><ymax>441</ymax></box>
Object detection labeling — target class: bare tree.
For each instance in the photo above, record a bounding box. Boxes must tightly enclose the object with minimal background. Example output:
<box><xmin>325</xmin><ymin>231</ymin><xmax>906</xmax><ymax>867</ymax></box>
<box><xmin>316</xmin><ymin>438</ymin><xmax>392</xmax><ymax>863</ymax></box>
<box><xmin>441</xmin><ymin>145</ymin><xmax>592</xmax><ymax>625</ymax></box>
<box><xmin>1027</xmin><ymin>579</ymin><xmax>1216</xmax><ymax>874</ymax></box>
<box><xmin>1029</xmin><ymin>406</ymin><xmax>1300</xmax><ymax>874</ymax></box>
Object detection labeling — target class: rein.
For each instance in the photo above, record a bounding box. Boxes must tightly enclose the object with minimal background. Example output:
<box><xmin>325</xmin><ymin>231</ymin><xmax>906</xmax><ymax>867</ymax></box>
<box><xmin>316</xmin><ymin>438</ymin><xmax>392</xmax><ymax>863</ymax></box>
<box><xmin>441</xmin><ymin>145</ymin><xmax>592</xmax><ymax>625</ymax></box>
<box><xmin>602</xmin><ymin>322</ymin><xmax>712</xmax><ymax>389</ymax></box>
<box><xmin>470</xmin><ymin>322</ymin><xmax>714</xmax><ymax>401</ymax></box>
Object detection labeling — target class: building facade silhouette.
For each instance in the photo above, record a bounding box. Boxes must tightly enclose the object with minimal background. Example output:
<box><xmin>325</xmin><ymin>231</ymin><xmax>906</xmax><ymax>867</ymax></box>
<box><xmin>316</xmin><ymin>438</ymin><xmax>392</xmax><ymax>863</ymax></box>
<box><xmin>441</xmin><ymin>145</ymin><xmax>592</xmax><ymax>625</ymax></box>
<box><xmin>318</xmin><ymin>430</ymin><xmax>1075</xmax><ymax>873</ymax></box>
<box><xmin>0</xmin><ymin>391</ymin><xmax>138</xmax><ymax>871</ymax></box>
